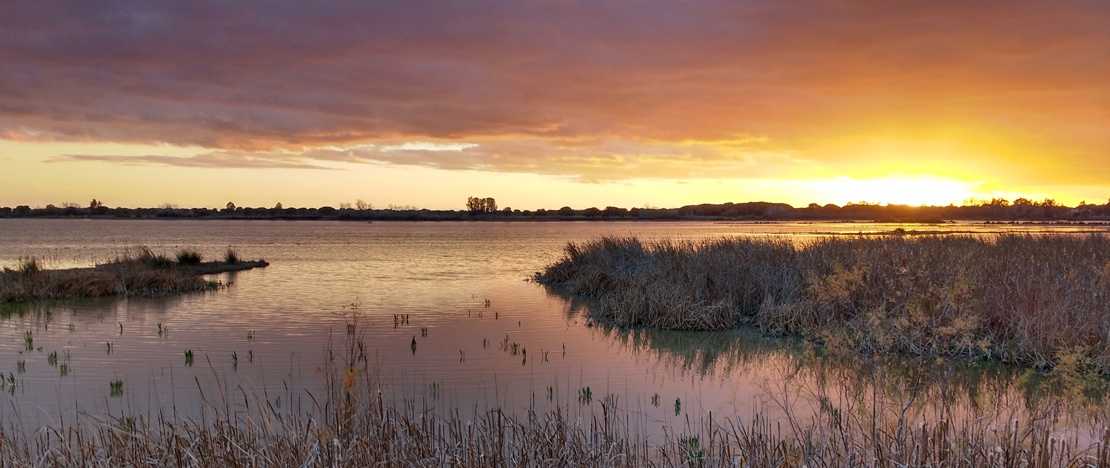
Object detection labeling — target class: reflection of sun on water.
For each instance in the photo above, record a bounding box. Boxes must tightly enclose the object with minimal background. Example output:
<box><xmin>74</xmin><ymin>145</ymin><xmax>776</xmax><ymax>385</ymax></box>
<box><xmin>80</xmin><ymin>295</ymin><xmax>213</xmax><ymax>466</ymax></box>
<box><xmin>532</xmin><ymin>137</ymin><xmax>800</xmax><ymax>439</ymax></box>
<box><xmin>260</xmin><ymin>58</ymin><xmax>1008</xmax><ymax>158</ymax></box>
<box><xmin>827</xmin><ymin>176</ymin><xmax>980</xmax><ymax>206</ymax></box>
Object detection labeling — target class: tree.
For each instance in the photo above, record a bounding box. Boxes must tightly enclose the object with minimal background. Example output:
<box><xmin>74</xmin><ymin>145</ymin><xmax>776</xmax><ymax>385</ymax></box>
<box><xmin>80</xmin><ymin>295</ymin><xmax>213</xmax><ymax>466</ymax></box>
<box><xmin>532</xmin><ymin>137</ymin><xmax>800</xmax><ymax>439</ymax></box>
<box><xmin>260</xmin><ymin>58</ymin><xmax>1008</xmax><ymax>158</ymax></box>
<box><xmin>355</xmin><ymin>199</ymin><xmax>372</xmax><ymax>211</ymax></box>
<box><xmin>466</xmin><ymin>196</ymin><xmax>497</xmax><ymax>213</ymax></box>
<box><xmin>274</xmin><ymin>202</ymin><xmax>283</xmax><ymax>210</ymax></box>
<box><xmin>89</xmin><ymin>199</ymin><xmax>103</xmax><ymax>209</ymax></box>
<box><xmin>226</xmin><ymin>202</ymin><xmax>236</xmax><ymax>211</ymax></box>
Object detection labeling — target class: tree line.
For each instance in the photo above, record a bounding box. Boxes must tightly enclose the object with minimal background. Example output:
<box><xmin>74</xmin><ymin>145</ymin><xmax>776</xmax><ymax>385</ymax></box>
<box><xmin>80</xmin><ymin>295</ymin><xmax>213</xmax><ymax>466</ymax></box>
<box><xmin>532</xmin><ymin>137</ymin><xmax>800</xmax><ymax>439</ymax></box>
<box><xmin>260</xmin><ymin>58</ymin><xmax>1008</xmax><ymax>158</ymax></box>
<box><xmin>3</xmin><ymin>197</ymin><xmax>1110</xmax><ymax>222</ymax></box>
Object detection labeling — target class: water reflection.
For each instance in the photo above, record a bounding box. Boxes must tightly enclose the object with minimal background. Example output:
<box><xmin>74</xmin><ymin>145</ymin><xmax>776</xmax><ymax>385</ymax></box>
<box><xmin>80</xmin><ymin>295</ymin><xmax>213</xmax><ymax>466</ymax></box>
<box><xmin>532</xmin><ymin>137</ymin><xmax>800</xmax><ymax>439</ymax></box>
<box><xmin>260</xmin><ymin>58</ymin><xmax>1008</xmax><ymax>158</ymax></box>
<box><xmin>2</xmin><ymin>219</ymin><xmax>1108</xmax><ymax>445</ymax></box>
<box><xmin>553</xmin><ymin>287</ymin><xmax>1109</xmax><ymax>443</ymax></box>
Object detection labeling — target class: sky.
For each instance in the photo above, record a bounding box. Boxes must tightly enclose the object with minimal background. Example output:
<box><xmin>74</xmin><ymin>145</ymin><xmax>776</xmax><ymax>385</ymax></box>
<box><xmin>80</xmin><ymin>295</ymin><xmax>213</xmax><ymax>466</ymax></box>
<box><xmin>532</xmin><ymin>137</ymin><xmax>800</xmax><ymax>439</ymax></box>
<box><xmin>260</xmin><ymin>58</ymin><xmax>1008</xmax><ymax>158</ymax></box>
<box><xmin>1</xmin><ymin>1</ymin><xmax>1108</xmax><ymax>210</ymax></box>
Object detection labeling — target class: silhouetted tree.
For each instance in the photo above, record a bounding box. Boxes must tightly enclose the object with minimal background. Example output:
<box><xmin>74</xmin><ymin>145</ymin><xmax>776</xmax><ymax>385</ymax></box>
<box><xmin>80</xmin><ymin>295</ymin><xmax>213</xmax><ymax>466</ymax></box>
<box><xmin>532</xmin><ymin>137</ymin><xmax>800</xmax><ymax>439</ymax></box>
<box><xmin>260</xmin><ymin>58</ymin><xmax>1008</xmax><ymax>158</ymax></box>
<box><xmin>89</xmin><ymin>199</ymin><xmax>103</xmax><ymax>209</ymax></box>
<box><xmin>466</xmin><ymin>197</ymin><xmax>497</xmax><ymax>213</ymax></box>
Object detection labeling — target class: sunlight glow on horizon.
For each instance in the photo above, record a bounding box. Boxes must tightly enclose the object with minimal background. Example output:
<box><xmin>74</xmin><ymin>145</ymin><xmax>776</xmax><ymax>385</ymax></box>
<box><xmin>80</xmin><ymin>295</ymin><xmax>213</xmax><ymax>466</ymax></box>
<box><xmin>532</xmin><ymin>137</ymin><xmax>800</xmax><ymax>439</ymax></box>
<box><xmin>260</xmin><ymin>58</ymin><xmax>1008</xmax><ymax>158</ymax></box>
<box><xmin>2</xmin><ymin>2</ymin><xmax>1108</xmax><ymax>210</ymax></box>
<box><xmin>0</xmin><ymin>138</ymin><xmax>1091</xmax><ymax>210</ymax></box>
<box><xmin>807</xmin><ymin>175</ymin><xmax>983</xmax><ymax>207</ymax></box>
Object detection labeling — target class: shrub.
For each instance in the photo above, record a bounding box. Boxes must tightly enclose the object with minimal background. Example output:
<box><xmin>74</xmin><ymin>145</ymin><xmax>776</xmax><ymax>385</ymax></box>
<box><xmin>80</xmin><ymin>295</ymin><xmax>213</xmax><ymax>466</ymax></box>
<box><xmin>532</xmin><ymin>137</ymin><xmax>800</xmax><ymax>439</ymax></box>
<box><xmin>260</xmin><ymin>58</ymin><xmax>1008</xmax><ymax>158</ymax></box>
<box><xmin>176</xmin><ymin>249</ymin><xmax>202</xmax><ymax>265</ymax></box>
<box><xmin>17</xmin><ymin>257</ymin><xmax>41</xmax><ymax>276</ymax></box>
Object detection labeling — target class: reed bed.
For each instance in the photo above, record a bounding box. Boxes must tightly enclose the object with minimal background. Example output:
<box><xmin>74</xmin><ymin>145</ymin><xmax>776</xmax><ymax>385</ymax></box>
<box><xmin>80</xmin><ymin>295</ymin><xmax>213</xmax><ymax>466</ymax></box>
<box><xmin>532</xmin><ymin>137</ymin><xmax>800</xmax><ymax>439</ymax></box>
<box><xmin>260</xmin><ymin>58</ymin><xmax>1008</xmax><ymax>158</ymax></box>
<box><xmin>536</xmin><ymin>234</ymin><xmax>1110</xmax><ymax>375</ymax></box>
<box><xmin>0</xmin><ymin>247</ymin><xmax>266</xmax><ymax>302</ymax></box>
<box><xmin>2</xmin><ymin>315</ymin><xmax>1108</xmax><ymax>467</ymax></box>
<box><xmin>4</xmin><ymin>391</ymin><xmax>1106</xmax><ymax>466</ymax></box>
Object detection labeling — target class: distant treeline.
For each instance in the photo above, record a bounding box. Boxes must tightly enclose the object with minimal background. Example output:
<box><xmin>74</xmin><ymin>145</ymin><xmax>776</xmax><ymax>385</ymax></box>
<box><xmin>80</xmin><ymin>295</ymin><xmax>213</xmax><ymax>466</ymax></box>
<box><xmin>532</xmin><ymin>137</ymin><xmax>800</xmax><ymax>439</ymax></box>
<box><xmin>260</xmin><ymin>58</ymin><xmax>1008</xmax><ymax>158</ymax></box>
<box><xmin>3</xmin><ymin>198</ymin><xmax>1110</xmax><ymax>222</ymax></box>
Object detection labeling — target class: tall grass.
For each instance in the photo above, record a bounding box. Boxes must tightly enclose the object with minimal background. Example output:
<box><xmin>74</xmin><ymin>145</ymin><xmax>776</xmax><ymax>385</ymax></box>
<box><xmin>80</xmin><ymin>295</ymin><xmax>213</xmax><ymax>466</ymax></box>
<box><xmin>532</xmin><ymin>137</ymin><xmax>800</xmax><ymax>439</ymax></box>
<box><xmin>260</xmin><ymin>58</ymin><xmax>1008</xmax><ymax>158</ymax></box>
<box><xmin>0</xmin><ymin>246</ymin><xmax>265</xmax><ymax>302</ymax></box>
<box><xmin>175</xmin><ymin>249</ymin><xmax>203</xmax><ymax>265</ymax></box>
<box><xmin>1</xmin><ymin>312</ymin><xmax>1106</xmax><ymax>466</ymax></box>
<box><xmin>224</xmin><ymin>248</ymin><xmax>240</xmax><ymax>264</ymax></box>
<box><xmin>536</xmin><ymin>234</ymin><xmax>1110</xmax><ymax>375</ymax></box>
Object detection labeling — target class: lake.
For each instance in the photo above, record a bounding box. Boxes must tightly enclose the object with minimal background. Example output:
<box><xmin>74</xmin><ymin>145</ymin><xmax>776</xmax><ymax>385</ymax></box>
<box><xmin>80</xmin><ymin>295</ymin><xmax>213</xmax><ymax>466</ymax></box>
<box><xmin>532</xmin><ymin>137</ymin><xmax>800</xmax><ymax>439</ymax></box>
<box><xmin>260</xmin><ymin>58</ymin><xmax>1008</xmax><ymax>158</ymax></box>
<box><xmin>1</xmin><ymin>219</ymin><xmax>1107</xmax><ymax>442</ymax></box>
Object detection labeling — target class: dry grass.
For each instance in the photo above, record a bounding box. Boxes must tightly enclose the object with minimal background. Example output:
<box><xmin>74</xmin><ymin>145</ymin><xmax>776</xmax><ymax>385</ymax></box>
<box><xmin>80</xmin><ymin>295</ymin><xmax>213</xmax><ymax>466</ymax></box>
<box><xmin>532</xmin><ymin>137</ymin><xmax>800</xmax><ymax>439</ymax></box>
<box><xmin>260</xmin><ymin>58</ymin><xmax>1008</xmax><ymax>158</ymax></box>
<box><xmin>536</xmin><ymin>234</ymin><xmax>1110</xmax><ymax>375</ymax></box>
<box><xmin>0</xmin><ymin>247</ymin><xmax>266</xmax><ymax>303</ymax></box>
<box><xmin>1</xmin><ymin>312</ymin><xmax>1107</xmax><ymax>467</ymax></box>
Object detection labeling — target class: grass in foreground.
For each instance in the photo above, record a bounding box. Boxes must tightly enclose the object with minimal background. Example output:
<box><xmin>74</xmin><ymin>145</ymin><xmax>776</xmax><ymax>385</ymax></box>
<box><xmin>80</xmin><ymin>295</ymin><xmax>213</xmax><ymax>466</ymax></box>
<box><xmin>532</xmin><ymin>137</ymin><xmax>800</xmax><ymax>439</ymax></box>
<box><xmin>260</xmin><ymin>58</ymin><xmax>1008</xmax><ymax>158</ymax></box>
<box><xmin>0</xmin><ymin>247</ymin><xmax>267</xmax><ymax>303</ymax></box>
<box><xmin>536</xmin><ymin>234</ymin><xmax>1110</xmax><ymax>376</ymax></box>
<box><xmin>2</xmin><ymin>311</ymin><xmax>1107</xmax><ymax>467</ymax></box>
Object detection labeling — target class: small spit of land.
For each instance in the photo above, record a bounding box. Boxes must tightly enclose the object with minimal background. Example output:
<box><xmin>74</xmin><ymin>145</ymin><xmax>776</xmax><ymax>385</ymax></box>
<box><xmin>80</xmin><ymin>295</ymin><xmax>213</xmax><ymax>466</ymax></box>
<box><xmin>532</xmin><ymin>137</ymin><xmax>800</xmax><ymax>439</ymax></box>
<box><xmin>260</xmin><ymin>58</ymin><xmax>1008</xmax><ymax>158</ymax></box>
<box><xmin>536</xmin><ymin>234</ymin><xmax>1110</xmax><ymax>377</ymax></box>
<box><xmin>0</xmin><ymin>247</ymin><xmax>267</xmax><ymax>303</ymax></box>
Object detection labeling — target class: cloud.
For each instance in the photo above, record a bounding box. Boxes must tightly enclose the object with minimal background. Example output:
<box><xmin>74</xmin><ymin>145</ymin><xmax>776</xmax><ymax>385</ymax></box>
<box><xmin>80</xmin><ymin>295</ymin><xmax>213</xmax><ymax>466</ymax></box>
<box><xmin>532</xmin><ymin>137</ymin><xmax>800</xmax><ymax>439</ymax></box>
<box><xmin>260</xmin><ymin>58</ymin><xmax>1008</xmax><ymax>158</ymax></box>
<box><xmin>54</xmin><ymin>152</ymin><xmax>332</xmax><ymax>170</ymax></box>
<box><xmin>3</xmin><ymin>1</ymin><xmax>1109</xmax><ymax>183</ymax></box>
<box><xmin>51</xmin><ymin>136</ymin><xmax>813</xmax><ymax>181</ymax></box>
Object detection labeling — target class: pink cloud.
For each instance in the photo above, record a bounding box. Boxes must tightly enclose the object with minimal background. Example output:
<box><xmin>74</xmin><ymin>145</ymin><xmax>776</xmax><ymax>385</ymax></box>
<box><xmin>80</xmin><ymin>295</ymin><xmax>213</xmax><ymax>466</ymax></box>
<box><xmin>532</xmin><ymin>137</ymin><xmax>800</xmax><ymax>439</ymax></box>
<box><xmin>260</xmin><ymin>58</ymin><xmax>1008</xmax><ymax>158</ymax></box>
<box><xmin>1</xmin><ymin>1</ymin><xmax>1107</xmax><ymax>184</ymax></box>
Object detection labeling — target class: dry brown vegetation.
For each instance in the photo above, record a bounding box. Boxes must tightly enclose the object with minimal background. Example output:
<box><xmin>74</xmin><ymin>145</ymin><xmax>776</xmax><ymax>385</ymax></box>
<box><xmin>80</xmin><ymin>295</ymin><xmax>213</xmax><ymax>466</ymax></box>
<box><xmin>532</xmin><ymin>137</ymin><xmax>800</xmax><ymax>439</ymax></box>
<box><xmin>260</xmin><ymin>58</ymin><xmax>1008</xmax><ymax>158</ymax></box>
<box><xmin>2</xmin><ymin>313</ymin><xmax>1107</xmax><ymax>467</ymax></box>
<box><xmin>3</xmin><ymin>384</ymin><xmax>1106</xmax><ymax>466</ymax></box>
<box><xmin>536</xmin><ymin>234</ymin><xmax>1110</xmax><ymax>376</ymax></box>
<box><xmin>0</xmin><ymin>247</ymin><xmax>267</xmax><ymax>303</ymax></box>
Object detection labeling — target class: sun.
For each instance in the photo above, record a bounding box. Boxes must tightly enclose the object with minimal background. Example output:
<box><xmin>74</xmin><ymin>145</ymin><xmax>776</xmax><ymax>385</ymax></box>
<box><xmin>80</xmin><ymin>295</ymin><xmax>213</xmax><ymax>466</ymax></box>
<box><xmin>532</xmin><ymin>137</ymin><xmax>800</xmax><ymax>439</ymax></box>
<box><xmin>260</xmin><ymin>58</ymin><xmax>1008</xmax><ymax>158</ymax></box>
<box><xmin>825</xmin><ymin>175</ymin><xmax>982</xmax><ymax>206</ymax></box>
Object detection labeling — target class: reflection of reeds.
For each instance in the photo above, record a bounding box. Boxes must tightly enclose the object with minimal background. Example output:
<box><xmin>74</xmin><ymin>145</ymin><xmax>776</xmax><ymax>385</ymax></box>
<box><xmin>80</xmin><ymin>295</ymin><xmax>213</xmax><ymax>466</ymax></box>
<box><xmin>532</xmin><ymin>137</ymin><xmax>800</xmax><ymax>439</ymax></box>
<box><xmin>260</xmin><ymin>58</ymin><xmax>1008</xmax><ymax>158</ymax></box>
<box><xmin>2</xmin><ymin>306</ymin><xmax>1107</xmax><ymax>466</ymax></box>
<box><xmin>537</xmin><ymin>234</ymin><xmax>1110</xmax><ymax>375</ymax></box>
<box><xmin>3</xmin><ymin>322</ymin><xmax>1106</xmax><ymax>466</ymax></box>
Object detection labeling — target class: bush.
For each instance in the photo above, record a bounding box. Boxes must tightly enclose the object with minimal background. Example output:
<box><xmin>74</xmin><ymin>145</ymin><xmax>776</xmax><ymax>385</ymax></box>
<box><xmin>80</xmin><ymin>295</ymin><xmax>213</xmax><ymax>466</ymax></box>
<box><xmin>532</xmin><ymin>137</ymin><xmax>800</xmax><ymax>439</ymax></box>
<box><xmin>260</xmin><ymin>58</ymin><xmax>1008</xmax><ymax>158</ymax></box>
<box><xmin>176</xmin><ymin>250</ymin><xmax>202</xmax><ymax>265</ymax></box>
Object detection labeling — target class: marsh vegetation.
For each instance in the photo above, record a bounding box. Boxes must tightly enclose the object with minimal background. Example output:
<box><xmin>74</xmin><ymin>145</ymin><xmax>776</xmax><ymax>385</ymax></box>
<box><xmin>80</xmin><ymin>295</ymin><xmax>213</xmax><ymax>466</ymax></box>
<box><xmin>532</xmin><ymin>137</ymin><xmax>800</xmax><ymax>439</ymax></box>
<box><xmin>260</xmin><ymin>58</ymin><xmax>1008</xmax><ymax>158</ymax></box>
<box><xmin>0</xmin><ymin>247</ymin><xmax>267</xmax><ymax>302</ymax></box>
<box><xmin>3</xmin><ymin>312</ymin><xmax>1108</xmax><ymax>467</ymax></box>
<box><xmin>537</xmin><ymin>234</ymin><xmax>1110</xmax><ymax>376</ymax></box>
<box><xmin>3</xmin><ymin>221</ymin><xmax>1109</xmax><ymax>466</ymax></box>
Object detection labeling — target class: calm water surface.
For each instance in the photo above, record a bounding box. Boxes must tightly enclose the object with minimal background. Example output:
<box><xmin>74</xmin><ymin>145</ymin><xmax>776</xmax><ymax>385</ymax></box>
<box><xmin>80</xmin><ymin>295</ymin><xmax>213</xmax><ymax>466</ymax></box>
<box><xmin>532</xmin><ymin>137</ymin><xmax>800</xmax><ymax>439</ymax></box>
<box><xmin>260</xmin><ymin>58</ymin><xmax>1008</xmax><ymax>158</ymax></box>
<box><xmin>1</xmin><ymin>219</ymin><xmax>1107</xmax><ymax>439</ymax></box>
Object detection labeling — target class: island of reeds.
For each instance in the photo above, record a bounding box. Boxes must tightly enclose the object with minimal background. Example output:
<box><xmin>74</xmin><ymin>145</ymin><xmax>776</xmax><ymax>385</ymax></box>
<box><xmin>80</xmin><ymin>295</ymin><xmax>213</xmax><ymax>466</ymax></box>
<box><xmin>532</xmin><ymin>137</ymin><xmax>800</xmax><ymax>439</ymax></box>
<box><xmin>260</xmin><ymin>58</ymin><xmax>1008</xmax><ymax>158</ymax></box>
<box><xmin>0</xmin><ymin>247</ymin><xmax>267</xmax><ymax>302</ymax></box>
<box><xmin>535</xmin><ymin>234</ymin><xmax>1110</xmax><ymax>377</ymax></box>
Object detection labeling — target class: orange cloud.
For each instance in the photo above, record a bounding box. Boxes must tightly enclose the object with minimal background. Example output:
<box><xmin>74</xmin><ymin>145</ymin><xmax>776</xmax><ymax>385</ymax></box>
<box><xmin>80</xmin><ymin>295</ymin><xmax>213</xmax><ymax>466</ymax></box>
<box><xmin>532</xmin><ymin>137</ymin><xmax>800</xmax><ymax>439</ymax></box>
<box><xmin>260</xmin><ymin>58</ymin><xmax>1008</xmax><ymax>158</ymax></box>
<box><xmin>1</xmin><ymin>1</ymin><xmax>1107</xmax><ymax>189</ymax></box>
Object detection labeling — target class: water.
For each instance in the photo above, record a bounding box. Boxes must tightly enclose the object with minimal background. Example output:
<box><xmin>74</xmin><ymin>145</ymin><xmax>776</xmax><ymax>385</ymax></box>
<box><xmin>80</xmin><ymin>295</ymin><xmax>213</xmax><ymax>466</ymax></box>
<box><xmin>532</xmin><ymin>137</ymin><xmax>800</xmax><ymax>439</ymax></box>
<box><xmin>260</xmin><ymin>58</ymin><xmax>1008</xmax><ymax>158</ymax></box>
<box><xmin>1</xmin><ymin>219</ymin><xmax>1107</xmax><ymax>440</ymax></box>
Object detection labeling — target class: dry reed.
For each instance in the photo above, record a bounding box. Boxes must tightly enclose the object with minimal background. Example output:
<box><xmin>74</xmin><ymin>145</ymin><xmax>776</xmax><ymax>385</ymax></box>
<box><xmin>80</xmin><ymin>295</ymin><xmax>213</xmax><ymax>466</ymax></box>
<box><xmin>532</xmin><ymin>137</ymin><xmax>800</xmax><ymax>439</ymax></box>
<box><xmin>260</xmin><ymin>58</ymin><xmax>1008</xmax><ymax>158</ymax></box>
<box><xmin>536</xmin><ymin>234</ymin><xmax>1110</xmax><ymax>376</ymax></box>
<box><xmin>0</xmin><ymin>247</ymin><xmax>266</xmax><ymax>303</ymax></box>
<box><xmin>3</xmin><ymin>303</ymin><xmax>1109</xmax><ymax>466</ymax></box>
<box><xmin>2</xmin><ymin>318</ymin><xmax>1107</xmax><ymax>467</ymax></box>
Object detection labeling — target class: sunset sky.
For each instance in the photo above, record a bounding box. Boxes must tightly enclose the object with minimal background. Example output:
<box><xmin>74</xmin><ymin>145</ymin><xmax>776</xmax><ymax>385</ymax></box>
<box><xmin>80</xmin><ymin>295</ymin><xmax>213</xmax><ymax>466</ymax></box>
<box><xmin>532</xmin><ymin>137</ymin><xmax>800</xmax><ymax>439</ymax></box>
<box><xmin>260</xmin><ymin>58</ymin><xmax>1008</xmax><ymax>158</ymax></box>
<box><xmin>2</xmin><ymin>1</ymin><xmax>1108</xmax><ymax>210</ymax></box>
